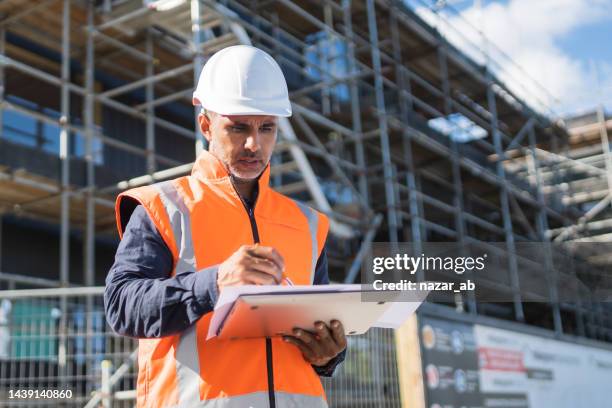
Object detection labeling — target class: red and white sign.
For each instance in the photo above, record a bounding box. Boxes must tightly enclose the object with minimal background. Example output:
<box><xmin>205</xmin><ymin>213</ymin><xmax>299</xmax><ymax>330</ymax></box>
<box><xmin>478</xmin><ymin>347</ymin><xmax>526</xmax><ymax>372</ymax></box>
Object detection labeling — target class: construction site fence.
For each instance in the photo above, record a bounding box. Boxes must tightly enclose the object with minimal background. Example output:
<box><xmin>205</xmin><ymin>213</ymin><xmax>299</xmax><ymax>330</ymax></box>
<box><xmin>0</xmin><ymin>287</ymin><xmax>402</xmax><ymax>408</ymax></box>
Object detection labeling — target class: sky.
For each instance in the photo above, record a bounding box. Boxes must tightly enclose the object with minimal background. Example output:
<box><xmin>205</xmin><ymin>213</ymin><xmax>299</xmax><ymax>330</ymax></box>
<box><xmin>408</xmin><ymin>0</ymin><xmax>612</xmax><ymax>119</ymax></box>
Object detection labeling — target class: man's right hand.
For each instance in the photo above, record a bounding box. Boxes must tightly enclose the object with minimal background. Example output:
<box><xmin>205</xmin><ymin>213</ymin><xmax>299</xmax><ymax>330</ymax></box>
<box><xmin>217</xmin><ymin>244</ymin><xmax>285</xmax><ymax>290</ymax></box>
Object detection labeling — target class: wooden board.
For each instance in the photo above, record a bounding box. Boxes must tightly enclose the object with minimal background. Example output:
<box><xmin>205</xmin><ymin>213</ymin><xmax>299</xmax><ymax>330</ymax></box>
<box><xmin>395</xmin><ymin>314</ymin><xmax>426</xmax><ymax>408</ymax></box>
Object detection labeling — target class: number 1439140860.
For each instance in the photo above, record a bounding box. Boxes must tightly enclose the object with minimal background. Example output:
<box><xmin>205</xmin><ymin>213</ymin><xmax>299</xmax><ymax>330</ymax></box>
<box><xmin>8</xmin><ymin>389</ymin><xmax>73</xmax><ymax>399</ymax></box>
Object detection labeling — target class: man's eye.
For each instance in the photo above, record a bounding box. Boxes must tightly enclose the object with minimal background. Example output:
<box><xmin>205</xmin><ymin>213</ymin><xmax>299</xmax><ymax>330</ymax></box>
<box><xmin>230</xmin><ymin>126</ymin><xmax>245</xmax><ymax>132</ymax></box>
<box><xmin>261</xmin><ymin>127</ymin><xmax>274</xmax><ymax>132</ymax></box>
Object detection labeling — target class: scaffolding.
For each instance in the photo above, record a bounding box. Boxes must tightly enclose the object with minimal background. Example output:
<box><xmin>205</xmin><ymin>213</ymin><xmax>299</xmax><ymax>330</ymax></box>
<box><xmin>514</xmin><ymin>107</ymin><xmax>612</xmax><ymax>265</ymax></box>
<box><xmin>546</xmin><ymin>108</ymin><xmax>612</xmax><ymax>244</ymax></box>
<box><xmin>0</xmin><ymin>0</ymin><xmax>611</xmax><ymax>405</ymax></box>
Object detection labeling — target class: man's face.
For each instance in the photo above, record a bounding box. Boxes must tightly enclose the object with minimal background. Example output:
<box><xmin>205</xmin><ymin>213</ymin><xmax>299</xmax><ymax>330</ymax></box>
<box><xmin>199</xmin><ymin>112</ymin><xmax>278</xmax><ymax>181</ymax></box>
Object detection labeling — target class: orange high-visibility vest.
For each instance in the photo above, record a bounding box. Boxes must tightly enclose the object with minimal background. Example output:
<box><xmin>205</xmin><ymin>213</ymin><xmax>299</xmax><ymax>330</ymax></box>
<box><xmin>115</xmin><ymin>150</ymin><xmax>330</xmax><ymax>408</ymax></box>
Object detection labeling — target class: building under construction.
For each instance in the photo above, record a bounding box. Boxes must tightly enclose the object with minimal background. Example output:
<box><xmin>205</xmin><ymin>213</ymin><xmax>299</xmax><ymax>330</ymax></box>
<box><xmin>0</xmin><ymin>0</ymin><xmax>611</xmax><ymax>407</ymax></box>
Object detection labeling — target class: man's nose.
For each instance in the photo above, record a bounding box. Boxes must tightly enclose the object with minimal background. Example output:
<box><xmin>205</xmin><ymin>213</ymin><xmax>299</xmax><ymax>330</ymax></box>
<box><xmin>244</xmin><ymin>131</ymin><xmax>261</xmax><ymax>152</ymax></box>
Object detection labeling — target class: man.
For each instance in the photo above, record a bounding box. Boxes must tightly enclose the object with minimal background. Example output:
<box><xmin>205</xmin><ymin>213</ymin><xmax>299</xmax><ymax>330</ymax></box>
<box><xmin>104</xmin><ymin>45</ymin><xmax>346</xmax><ymax>408</ymax></box>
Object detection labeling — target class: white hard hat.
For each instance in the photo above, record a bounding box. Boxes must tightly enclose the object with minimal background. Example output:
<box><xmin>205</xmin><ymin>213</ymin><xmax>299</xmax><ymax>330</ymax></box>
<box><xmin>192</xmin><ymin>45</ymin><xmax>292</xmax><ymax>117</ymax></box>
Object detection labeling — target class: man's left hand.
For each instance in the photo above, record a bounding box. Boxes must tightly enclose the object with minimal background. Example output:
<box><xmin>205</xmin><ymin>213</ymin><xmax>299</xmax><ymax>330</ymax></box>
<box><xmin>283</xmin><ymin>320</ymin><xmax>347</xmax><ymax>367</ymax></box>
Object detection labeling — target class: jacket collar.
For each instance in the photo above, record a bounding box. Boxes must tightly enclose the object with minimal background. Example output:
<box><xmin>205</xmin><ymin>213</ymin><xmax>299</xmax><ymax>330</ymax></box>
<box><xmin>191</xmin><ymin>149</ymin><xmax>271</xmax><ymax>201</ymax></box>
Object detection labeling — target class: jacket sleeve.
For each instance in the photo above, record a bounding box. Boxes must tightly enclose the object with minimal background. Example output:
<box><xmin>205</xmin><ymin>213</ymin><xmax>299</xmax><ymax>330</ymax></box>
<box><xmin>311</xmin><ymin>245</ymin><xmax>347</xmax><ymax>377</ymax></box>
<box><xmin>104</xmin><ymin>205</ymin><xmax>219</xmax><ymax>338</ymax></box>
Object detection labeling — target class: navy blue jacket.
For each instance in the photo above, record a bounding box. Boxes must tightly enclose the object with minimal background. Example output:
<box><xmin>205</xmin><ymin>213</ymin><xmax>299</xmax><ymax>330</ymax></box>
<box><xmin>105</xmin><ymin>204</ymin><xmax>345</xmax><ymax>377</ymax></box>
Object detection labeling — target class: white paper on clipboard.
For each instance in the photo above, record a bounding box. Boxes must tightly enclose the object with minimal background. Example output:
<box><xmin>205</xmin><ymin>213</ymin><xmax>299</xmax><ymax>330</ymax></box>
<box><xmin>206</xmin><ymin>284</ymin><xmax>429</xmax><ymax>340</ymax></box>
<box><xmin>207</xmin><ymin>284</ymin><xmax>359</xmax><ymax>340</ymax></box>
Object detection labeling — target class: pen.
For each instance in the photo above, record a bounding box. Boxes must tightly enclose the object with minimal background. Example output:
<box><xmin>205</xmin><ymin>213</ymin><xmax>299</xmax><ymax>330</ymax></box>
<box><xmin>252</xmin><ymin>243</ymin><xmax>290</xmax><ymax>285</ymax></box>
<box><xmin>282</xmin><ymin>275</ymin><xmax>294</xmax><ymax>286</ymax></box>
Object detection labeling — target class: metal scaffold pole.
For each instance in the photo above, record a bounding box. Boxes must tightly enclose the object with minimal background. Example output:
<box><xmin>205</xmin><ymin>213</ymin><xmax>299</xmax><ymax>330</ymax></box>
<box><xmin>59</xmin><ymin>0</ymin><xmax>71</xmax><ymax>288</ymax></box>
<box><xmin>527</xmin><ymin>123</ymin><xmax>563</xmax><ymax>335</ymax></box>
<box><xmin>192</xmin><ymin>0</ymin><xmax>206</xmax><ymax>155</ymax></box>
<box><xmin>84</xmin><ymin>1</ymin><xmax>95</xmax><ymax>290</ymax></box>
<box><xmin>84</xmin><ymin>1</ymin><xmax>97</xmax><ymax>394</ymax></box>
<box><xmin>487</xmin><ymin>74</ymin><xmax>524</xmax><ymax>322</ymax></box>
<box><xmin>342</xmin><ymin>0</ymin><xmax>369</xmax><ymax>207</ymax></box>
<box><xmin>389</xmin><ymin>5</ymin><xmax>424</xmax><ymax>281</ymax></box>
<box><xmin>438</xmin><ymin>34</ymin><xmax>475</xmax><ymax>312</ymax></box>
<box><xmin>58</xmin><ymin>0</ymin><xmax>71</xmax><ymax>396</ymax></box>
<box><xmin>366</xmin><ymin>0</ymin><xmax>398</xmax><ymax>243</ymax></box>
<box><xmin>146</xmin><ymin>30</ymin><xmax>156</xmax><ymax>175</ymax></box>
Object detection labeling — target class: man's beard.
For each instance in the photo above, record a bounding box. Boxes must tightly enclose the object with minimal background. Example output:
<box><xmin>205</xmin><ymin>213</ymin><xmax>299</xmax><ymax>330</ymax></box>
<box><xmin>209</xmin><ymin>142</ymin><xmax>266</xmax><ymax>181</ymax></box>
<box><xmin>230</xmin><ymin>164</ymin><xmax>266</xmax><ymax>183</ymax></box>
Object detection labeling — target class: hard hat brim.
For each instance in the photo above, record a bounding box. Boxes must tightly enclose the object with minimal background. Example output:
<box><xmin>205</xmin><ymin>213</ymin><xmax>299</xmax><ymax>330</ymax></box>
<box><xmin>195</xmin><ymin>96</ymin><xmax>292</xmax><ymax>117</ymax></box>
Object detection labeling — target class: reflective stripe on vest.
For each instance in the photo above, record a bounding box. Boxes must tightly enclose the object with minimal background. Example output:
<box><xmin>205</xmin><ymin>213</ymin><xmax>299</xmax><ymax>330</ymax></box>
<box><xmin>293</xmin><ymin>200</ymin><xmax>319</xmax><ymax>284</ymax></box>
<box><xmin>168</xmin><ymin>390</ymin><xmax>328</xmax><ymax>408</ymax></box>
<box><xmin>156</xmin><ymin>181</ymin><xmax>201</xmax><ymax>407</ymax></box>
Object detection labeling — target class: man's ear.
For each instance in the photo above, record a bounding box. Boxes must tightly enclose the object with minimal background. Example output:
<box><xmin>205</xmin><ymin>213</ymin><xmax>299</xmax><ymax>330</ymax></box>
<box><xmin>198</xmin><ymin>113</ymin><xmax>212</xmax><ymax>142</ymax></box>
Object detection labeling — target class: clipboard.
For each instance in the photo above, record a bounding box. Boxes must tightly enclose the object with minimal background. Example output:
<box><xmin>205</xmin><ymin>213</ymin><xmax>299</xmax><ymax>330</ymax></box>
<box><xmin>216</xmin><ymin>290</ymin><xmax>396</xmax><ymax>340</ymax></box>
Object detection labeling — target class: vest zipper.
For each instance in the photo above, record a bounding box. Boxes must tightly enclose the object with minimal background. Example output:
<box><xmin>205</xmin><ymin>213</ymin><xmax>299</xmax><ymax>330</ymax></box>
<box><xmin>265</xmin><ymin>337</ymin><xmax>276</xmax><ymax>408</ymax></box>
<box><xmin>231</xmin><ymin>180</ymin><xmax>276</xmax><ymax>408</ymax></box>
